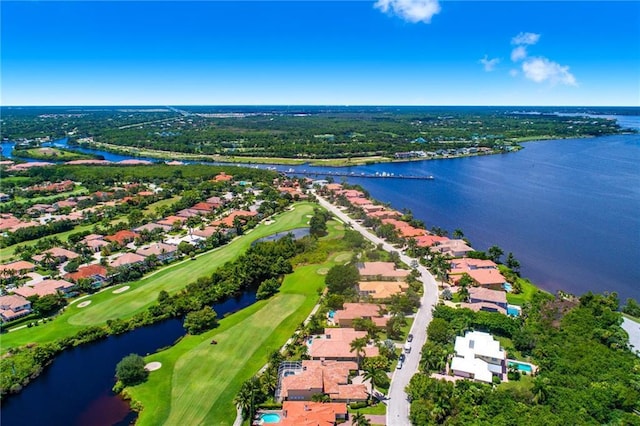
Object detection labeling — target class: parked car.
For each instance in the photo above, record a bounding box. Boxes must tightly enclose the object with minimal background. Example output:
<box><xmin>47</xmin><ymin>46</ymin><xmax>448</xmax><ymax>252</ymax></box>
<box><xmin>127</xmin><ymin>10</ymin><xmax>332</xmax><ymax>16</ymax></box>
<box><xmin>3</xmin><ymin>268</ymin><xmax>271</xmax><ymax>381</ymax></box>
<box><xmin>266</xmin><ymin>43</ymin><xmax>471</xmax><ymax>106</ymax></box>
<box><xmin>407</xmin><ymin>333</ymin><xmax>414</xmax><ymax>342</ymax></box>
<box><xmin>404</xmin><ymin>342</ymin><xmax>412</xmax><ymax>353</ymax></box>
<box><xmin>399</xmin><ymin>353</ymin><xmax>406</xmax><ymax>362</ymax></box>
<box><xmin>397</xmin><ymin>360</ymin><xmax>404</xmax><ymax>369</ymax></box>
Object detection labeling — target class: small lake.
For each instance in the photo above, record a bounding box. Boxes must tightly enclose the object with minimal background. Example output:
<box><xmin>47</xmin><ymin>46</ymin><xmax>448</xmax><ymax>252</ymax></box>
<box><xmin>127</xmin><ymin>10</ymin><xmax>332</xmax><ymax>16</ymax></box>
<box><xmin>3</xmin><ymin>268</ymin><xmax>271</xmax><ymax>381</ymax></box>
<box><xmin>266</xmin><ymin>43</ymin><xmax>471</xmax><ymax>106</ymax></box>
<box><xmin>0</xmin><ymin>290</ymin><xmax>257</xmax><ymax>426</ymax></box>
<box><xmin>251</xmin><ymin>227</ymin><xmax>310</xmax><ymax>245</ymax></box>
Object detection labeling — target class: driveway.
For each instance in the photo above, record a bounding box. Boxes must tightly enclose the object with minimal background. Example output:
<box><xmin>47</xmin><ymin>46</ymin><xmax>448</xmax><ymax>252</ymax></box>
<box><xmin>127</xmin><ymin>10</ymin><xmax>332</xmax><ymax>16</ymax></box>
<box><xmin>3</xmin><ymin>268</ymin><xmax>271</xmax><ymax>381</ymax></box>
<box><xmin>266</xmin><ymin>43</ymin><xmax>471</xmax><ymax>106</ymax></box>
<box><xmin>313</xmin><ymin>191</ymin><xmax>440</xmax><ymax>426</ymax></box>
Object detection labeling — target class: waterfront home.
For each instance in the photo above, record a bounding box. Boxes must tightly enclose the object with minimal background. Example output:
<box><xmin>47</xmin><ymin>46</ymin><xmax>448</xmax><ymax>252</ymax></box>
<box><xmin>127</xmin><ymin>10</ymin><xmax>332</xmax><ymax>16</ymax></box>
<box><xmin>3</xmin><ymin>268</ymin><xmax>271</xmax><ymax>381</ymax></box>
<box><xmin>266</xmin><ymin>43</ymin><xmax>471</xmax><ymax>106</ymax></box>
<box><xmin>357</xmin><ymin>261</ymin><xmax>410</xmax><ymax>281</ymax></box>
<box><xmin>109</xmin><ymin>252</ymin><xmax>146</xmax><ymax>268</ymax></box>
<box><xmin>451</xmin><ymin>268</ymin><xmax>507</xmax><ymax>290</ymax></box>
<box><xmin>358</xmin><ymin>280</ymin><xmax>409</xmax><ymax>300</ymax></box>
<box><xmin>0</xmin><ymin>294</ymin><xmax>32</xmax><ymax>322</ymax></box>
<box><xmin>333</xmin><ymin>303</ymin><xmax>387</xmax><ymax>328</ymax></box>
<box><xmin>308</xmin><ymin>328</ymin><xmax>379</xmax><ymax>362</ymax></box>
<box><xmin>32</xmin><ymin>247</ymin><xmax>80</xmax><ymax>264</ymax></box>
<box><xmin>64</xmin><ymin>264</ymin><xmax>109</xmax><ymax>287</ymax></box>
<box><xmin>13</xmin><ymin>279</ymin><xmax>76</xmax><ymax>298</ymax></box>
<box><xmin>346</xmin><ymin>196</ymin><xmax>371</xmax><ymax>206</ymax></box>
<box><xmin>449</xmin><ymin>258</ymin><xmax>498</xmax><ymax>274</ymax></box>
<box><xmin>105</xmin><ymin>230</ymin><xmax>140</xmax><ymax>246</ymax></box>
<box><xmin>276</xmin><ymin>360</ymin><xmax>367</xmax><ymax>403</ymax></box>
<box><xmin>432</xmin><ymin>239</ymin><xmax>474</xmax><ymax>258</ymax></box>
<box><xmin>366</xmin><ymin>209</ymin><xmax>403</xmax><ymax>220</ymax></box>
<box><xmin>461</xmin><ymin>287</ymin><xmax>508</xmax><ymax>314</ymax></box>
<box><xmin>136</xmin><ymin>242</ymin><xmax>178</xmax><ymax>262</ymax></box>
<box><xmin>361</xmin><ymin>204</ymin><xmax>385</xmax><ymax>214</ymax></box>
<box><xmin>278</xmin><ymin>401</ymin><xmax>348</xmax><ymax>426</ymax></box>
<box><xmin>415</xmin><ymin>234</ymin><xmax>449</xmax><ymax>248</ymax></box>
<box><xmin>450</xmin><ymin>331</ymin><xmax>506</xmax><ymax>383</ymax></box>
<box><xmin>381</xmin><ymin>218</ymin><xmax>427</xmax><ymax>238</ymax></box>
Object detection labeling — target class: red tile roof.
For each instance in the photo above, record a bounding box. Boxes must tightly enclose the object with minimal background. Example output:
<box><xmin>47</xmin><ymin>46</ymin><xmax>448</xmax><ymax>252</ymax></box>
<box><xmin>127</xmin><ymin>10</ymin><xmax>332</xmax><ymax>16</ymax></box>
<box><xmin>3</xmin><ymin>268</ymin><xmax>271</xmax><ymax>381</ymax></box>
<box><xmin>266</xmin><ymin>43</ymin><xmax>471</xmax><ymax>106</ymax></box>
<box><xmin>64</xmin><ymin>264</ymin><xmax>108</xmax><ymax>282</ymax></box>
<box><xmin>13</xmin><ymin>279</ymin><xmax>75</xmax><ymax>298</ymax></box>
<box><xmin>358</xmin><ymin>262</ymin><xmax>410</xmax><ymax>280</ymax></box>
<box><xmin>105</xmin><ymin>230</ymin><xmax>140</xmax><ymax>245</ymax></box>
<box><xmin>280</xmin><ymin>401</ymin><xmax>347</xmax><ymax>426</ymax></box>
<box><xmin>109</xmin><ymin>252</ymin><xmax>146</xmax><ymax>267</ymax></box>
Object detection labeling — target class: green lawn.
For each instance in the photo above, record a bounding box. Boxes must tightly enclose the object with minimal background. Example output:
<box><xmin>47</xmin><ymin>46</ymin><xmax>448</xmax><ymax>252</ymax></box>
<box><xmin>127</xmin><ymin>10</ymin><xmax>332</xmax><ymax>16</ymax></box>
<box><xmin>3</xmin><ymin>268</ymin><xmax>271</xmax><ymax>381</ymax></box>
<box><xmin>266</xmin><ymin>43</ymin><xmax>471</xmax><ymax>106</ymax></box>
<box><xmin>347</xmin><ymin>404</ymin><xmax>387</xmax><ymax>415</ymax></box>
<box><xmin>127</xmin><ymin>243</ymin><xmax>346</xmax><ymax>425</ymax></box>
<box><xmin>1</xmin><ymin>203</ymin><xmax>315</xmax><ymax>350</ymax></box>
<box><xmin>12</xmin><ymin>185</ymin><xmax>88</xmax><ymax>204</ymax></box>
<box><xmin>142</xmin><ymin>195</ymin><xmax>181</xmax><ymax>216</ymax></box>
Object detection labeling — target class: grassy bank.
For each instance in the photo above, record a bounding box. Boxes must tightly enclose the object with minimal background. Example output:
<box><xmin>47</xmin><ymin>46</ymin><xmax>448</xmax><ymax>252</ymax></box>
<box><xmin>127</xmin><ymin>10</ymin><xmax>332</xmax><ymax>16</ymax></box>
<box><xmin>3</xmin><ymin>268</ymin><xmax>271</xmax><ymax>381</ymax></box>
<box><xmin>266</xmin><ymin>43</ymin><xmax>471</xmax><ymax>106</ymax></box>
<box><xmin>1</xmin><ymin>203</ymin><xmax>315</xmax><ymax>351</ymax></box>
<box><xmin>126</xmin><ymin>220</ymin><xmax>347</xmax><ymax>425</ymax></box>
<box><xmin>12</xmin><ymin>147</ymin><xmax>99</xmax><ymax>161</ymax></box>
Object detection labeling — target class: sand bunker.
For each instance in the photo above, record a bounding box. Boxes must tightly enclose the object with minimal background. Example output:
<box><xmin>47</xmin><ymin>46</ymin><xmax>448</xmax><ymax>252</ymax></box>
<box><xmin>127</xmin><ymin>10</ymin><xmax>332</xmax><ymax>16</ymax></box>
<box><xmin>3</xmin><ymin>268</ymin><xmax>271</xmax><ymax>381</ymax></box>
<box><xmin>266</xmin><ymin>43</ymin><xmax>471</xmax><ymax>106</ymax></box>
<box><xmin>264</xmin><ymin>220</ymin><xmax>275</xmax><ymax>225</ymax></box>
<box><xmin>334</xmin><ymin>253</ymin><xmax>351</xmax><ymax>263</ymax></box>
<box><xmin>77</xmin><ymin>301</ymin><xmax>92</xmax><ymax>308</ymax></box>
<box><xmin>316</xmin><ymin>268</ymin><xmax>329</xmax><ymax>275</ymax></box>
<box><xmin>113</xmin><ymin>286</ymin><xmax>130</xmax><ymax>294</ymax></box>
<box><xmin>145</xmin><ymin>362</ymin><xmax>162</xmax><ymax>371</ymax></box>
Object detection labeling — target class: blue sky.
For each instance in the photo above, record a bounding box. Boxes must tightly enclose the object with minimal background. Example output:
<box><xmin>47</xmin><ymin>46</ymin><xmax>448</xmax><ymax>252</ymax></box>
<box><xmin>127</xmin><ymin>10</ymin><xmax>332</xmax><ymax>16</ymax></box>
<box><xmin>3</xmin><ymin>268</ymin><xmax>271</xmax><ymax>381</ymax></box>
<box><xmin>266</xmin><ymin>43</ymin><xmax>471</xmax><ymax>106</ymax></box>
<box><xmin>2</xmin><ymin>1</ymin><xmax>639</xmax><ymax>106</ymax></box>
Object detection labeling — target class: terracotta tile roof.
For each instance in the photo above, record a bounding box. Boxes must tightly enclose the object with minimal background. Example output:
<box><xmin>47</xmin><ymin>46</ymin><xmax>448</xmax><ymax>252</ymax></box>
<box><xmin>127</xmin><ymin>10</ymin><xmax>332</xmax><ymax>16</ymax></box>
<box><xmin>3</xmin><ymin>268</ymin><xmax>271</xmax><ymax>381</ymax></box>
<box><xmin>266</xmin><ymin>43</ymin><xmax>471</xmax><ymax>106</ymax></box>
<box><xmin>156</xmin><ymin>215</ymin><xmax>186</xmax><ymax>226</ymax></box>
<box><xmin>136</xmin><ymin>243</ymin><xmax>177</xmax><ymax>257</ymax></box>
<box><xmin>64</xmin><ymin>264</ymin><xmax>108</xmax><ymax>282</ymax></box>
<box><xmin>280</xmin><ymin>401</ymin><xmax>347</xmax><ymax>426</ymax></box>
<box><xmin>13</xmin><ymin>279</ymin><xmax>75</xmax><ymax>298</ymax></box>
<box><xmin>381</xmin><ymin>218</ymin><xmax>427</xmax><ymax>238</ymax></box>
<box><xmin>449</xmin><ymin>258</ymin><xmax>497</xmax><ymax>274</ymax></box>
<box><xmin>366</xmin><ymin>210</ymin><xmax>402</xmax><ymax>219</ymax></box>
<box><xmin>192</xmin><ymin>226</ymin><xmax>221</xmax><ymax>238</ymax></box>
<box><xmin>105</xmin><ymin>230</ymin><xmax>140</xmax><ymax>245</ymax></box>
<box><xmin>0</xmin><ymin>294</ymin><xmax>31</xmax><ymax>311</ymax></box>
<box><xmin>191</xmin><ymin>202</ymin><xmax>217</xmax><ymax>212</ymax></box>
<box><xmin>415</xmin><ymin>234</ymin><xmax>449</xmax><ymax>247</ymax></box>
<box><xmin>324</xmin><ymin>183</ymin><xmax>343</xmax><ymax>191</ymax></box>
<box><xmin>358</xmin><ymin>281</ymin><xmax>408</xmax><ymax>299</ymax></box>
<box><xmin>32</xmin><ymin>247</ymin><xmax>79</xmax><ymax>262</ymax></box>
<box><xmin>451</xmin><ymin>268</ymin><xmax>507</xmax><ymax>287</ymax></box>
<box><xmin>109</xmin><ymin>252</ymin><xmax>146</xmax><ymax>267</ymax></box>
<box><xmin>82</xmin><ymin>234</ymin><xmax>105</xmax><ymax>242</ymax></box>
<box><xmin>0</xmin><ymin>261</ymin><xmax>36</xmax><ymax>274</ymax></box>
<box><xmin>333</xmin><ymin>303</ymin><xmax>384</xmax><ymax>322</ymax></box>
<box><xmin>468</xmin><ymin>287</ymin><xmax>508</xmax><ymax>305</ymax></box>
<box><xmin>460</xmin><ymin>302</ymin><xmax>507</xmax><ymax>315</ymax></box>
<box><xmin>309</xmin><ymin>328</ymin><xmax>379</xmax><ymax>360</ymax></box>
<box><xmin>347</xmin><ymin>197</ymin><xmax>371</xmax><ymax>206</ymax></box>
<box><xmin>213</xmin><ymin>172</ymin><xmax>233</xmax><ymax>182</ymax></box>
<box><xmin>358</xmin><ymin>262</ymin><xmax>410</xmax><ymax>280</ymax></box>
<box><xmin>280</xmin><ymin>360</ymin><xmax>360</xmax><ymax>402</ymax></box>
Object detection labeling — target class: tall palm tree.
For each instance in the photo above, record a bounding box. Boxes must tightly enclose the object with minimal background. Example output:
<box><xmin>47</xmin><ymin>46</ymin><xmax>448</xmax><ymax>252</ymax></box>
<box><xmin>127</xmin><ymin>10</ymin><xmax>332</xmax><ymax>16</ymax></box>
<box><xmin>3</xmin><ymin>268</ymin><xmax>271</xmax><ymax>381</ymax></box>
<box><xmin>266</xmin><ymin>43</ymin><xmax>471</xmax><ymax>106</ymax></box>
<box><xmin>234</xmin><ymin>377</ymin><xmax>260</xmax><ymax>420</ymax></box>
<box><xmin>42</xmin><ymin>252</ymin><xmax>56</xmax><ymax>268</ymax></box>
<box><xmin>350</xmin><ymin>337</ymin><xmax>368</xmax><ymax>369</ymax></box>
<box><xmin>352</xmin><ymin>411</ymin><xmax>371</xmax><ymax>426</ymax></box>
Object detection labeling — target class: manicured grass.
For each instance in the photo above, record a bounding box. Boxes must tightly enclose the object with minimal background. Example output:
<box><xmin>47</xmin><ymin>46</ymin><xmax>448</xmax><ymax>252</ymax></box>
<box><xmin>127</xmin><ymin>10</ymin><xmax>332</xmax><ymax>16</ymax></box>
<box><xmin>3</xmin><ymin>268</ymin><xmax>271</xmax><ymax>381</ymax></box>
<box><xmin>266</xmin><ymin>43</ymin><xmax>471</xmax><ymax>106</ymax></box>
<box><xmin>505</xmin><ymin>278</ymin><xmax>539</xmax><ymax>306</ymax></box>
<box><xmin>495</xmin><ymin>335</ymin><xmax>522</xmax><ymax>360</ymax></box>
<box><xmin>12</xmin><ymin>185</ymin><xmax>88</xmax><ymax>204</ymax></box>
<box><xmin>142</xmin><ymin>195</ymin><xmax>181</xmax><ymax>215</ymax></box>
<box><xmin>127</xmin><ymin>220</ymin><xmax>348</xmax><ymax>426</ymax></box>
<box><xmin>498</xmin><ymin>373</ymin><xmax>534</xmax><ymax>392</ymax></box>
<box><xmin>13</xmin><ymin>147</ymin><xmax>97</xmax><ymax>161</ymax></box>
<box><xmin>1</xmin><ymin>203</ymin><xmax>315</xmax><ymax>350</ymax></box>
<box><xmin>347</xmin><ymin>404</ymin><xmax>387</xmax><ymax>415</ymax></box>
<box><xmin>128</xmin><ymin>261</ymin><xmax>334</xmax><ymax>426</ymax></box>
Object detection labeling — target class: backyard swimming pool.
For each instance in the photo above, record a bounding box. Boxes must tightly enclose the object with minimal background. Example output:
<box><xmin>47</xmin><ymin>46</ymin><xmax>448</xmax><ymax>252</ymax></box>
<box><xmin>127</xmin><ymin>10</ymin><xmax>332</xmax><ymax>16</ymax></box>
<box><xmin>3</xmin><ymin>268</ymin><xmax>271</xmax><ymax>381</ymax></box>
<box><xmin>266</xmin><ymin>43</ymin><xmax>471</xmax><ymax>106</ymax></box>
<box><xmin>508</xmin><ymin>360</ymin><xmax>533</xmax><ymax>373</ymax></box>
<box><xmin>260</xmin><ymin>413</ymin><xmax>281</xmax><ymax>423</ymax></box>
<box><xmin>506</xmin><ymin>305</ymin><xmax>521</xmax><ymax>317</ymax></box>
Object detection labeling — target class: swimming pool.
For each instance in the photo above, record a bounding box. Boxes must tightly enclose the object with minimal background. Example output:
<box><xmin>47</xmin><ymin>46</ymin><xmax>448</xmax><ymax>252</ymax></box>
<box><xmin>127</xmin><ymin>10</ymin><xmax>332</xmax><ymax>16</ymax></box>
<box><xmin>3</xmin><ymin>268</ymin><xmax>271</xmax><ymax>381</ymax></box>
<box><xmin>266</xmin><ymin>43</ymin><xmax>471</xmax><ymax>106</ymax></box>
<box><xmin>503</xmin><ymin>283</ymin><xmax>513</xmax><ymax>292</ymax></box>
<box><xmin>260</xmin><ymin>413</ymin><xmax>281</xmax><ymax>424</ymax></box>
<box><xmin>328</xmin><ymin>310</ymin><xmax>335</xmax><ymax>318</ymax></box>
<box><xmin>508</xmin><ymin>361</ymin><xmax>533</xmax><ymax>373</ymax></box>
<box><xmin>506</xmin><ymin>305</ymin><xmax>521</xmax><ymax>317</ymax></box>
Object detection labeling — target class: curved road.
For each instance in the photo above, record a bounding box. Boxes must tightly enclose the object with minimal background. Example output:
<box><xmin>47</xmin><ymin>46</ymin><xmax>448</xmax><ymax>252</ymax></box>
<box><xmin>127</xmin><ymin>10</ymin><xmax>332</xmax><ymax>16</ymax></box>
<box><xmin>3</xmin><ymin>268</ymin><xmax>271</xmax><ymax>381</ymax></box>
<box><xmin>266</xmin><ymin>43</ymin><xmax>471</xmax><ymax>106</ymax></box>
<box><xmin>313</xmin><ymin>191</ymin><xmax>439</xmax><ymax>426</ymax></box>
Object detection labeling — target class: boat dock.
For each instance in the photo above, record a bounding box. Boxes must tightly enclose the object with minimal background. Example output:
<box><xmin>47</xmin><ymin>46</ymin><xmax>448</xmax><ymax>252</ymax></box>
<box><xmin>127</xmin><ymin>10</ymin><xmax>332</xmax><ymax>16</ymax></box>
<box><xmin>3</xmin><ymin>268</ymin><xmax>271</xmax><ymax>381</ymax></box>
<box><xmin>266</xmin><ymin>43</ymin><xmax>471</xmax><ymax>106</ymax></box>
<box><xmin>281</xmin><ymin>170</ymin><xmax>434</xmax><ymax>180</ymax></box>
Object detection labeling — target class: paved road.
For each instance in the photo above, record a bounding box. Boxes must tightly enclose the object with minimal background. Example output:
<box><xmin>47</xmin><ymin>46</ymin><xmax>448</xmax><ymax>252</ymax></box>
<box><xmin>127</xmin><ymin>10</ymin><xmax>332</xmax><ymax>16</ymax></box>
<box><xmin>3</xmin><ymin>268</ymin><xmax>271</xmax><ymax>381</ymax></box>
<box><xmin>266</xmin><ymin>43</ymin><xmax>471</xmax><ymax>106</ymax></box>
<box><xmin>622</xmin><ymin>317</ymin><xmax>640</xmax><ymax>356</ymax></box>
<box><xmin>313</xmin><ymin>191</ymin><xmax>440</xmax><ymax>426</ymax></box>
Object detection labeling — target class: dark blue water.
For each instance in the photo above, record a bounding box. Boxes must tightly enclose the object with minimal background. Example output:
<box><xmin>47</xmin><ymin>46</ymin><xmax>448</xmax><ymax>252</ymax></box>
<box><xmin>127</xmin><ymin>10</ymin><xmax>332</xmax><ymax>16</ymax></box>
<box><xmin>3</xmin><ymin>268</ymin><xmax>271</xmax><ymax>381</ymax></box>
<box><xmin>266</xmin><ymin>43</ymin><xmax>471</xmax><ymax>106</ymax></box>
<box><xmin>0</xmin><ymin>290</ymin><xmax>257</xmax><ymax>426</ymax></box>
<box><xmin>251</xmin><ymin>227</ymin><xmax>310</xmax><ymax>246</ymax></box>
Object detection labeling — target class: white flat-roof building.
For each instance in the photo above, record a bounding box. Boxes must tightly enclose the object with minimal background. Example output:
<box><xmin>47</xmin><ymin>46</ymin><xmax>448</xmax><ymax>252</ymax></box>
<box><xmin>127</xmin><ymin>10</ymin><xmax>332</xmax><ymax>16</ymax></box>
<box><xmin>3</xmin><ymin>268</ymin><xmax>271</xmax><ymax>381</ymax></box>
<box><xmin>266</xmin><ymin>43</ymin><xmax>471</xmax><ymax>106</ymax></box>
<box><xmin>450</xmin><ymin>331</ymin><xmax>506</xmax><ymax>383</ymax></box>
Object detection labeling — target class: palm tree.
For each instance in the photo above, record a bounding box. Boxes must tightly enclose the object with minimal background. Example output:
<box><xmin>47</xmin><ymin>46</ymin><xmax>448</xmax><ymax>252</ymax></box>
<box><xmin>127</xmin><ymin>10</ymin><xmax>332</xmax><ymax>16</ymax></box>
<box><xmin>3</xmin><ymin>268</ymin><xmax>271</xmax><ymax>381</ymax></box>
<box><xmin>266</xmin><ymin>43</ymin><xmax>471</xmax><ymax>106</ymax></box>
<box><xmin>350</xmin><ymin>337</ymin><xmax>368</xmax><ymax>369</ymax></box>
<box><xmin>234</xmin><ymin>377</ymin><xmax>260</xmax><ymax>420</ymax></box>
<box><xmin>452</xmin><ymin>228</ymin><xmax>464</xmax><ymax>239</ymax></box>
<box><xmin>42</xmin><ymin>252</ymin><xmax>56</xmax><ymax>268</ymax></box>
<box><xmin>352</xmin><ymin>411</ymin><xmax>371</xmax><ymax>426</ymax></box>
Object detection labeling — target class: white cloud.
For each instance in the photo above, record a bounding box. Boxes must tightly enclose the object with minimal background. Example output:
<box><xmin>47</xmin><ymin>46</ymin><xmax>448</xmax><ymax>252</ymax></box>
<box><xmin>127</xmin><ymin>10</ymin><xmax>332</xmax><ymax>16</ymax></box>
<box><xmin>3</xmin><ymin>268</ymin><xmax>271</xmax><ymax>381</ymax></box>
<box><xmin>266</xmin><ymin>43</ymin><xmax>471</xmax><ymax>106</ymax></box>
<box><xmin>511</xmin><ymin>46</ymin><xmax>527</xmax><ymax>62</ymax></box>
<box><xmin>509</xmin><ymin>69</ymin><xmax>519</xmax><ymax>77</ymax></box>
<box><xmin>522</xmin><ymin>57</ymin><xmax>577</xmax><ymax>86</ymax></box>
<box><xmin>511</xmin><ymin>32</ymin><xmax>541</xmax><ymax>46</ymax></box>
<box><xmin>374</xmin><ymin>0</ymin><xmax>441</xmax><ymax>24</ymax></box>
<box><xmin>479</xmin><ymin>55</ymin><xmax>500</xmax><ymax>72</ymax></box>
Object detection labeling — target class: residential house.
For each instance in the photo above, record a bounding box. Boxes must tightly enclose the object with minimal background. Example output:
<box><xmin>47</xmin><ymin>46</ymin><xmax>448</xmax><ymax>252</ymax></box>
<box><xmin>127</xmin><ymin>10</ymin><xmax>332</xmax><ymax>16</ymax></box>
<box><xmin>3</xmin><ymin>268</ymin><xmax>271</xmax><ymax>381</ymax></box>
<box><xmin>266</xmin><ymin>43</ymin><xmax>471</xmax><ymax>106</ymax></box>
<box><xmin>0</xmin><ymin>294</ymin><xmax>32</xmax><ymax>322</ymax></box>
<box><xmin>134</xmin><ymin>222</ymin><xmax>171</xmax><ymax>233</ymax></box>
<box><xmin>177</xmin><ymin>208</ymin><xmax>203</xmax><ymax>218</ymax></box>
<box><xmin>332</xmin><ymin>303</ymin><xmax>388</xmax><ymax>328</ymax></box>
<box><xmin>451</xmin><ymin>269</ymin><xmax>507</xmax><ymax>290</ymax></box>
<box><xmin>64</xmin><ymin>264</ymin><xmax>109</xmax><ymax>287</ymax></box>
<box><xmin>277</xmin><ymin>360</ymin><xmax>367</xmax><ymax>403</ymax></box>
<box><xmin>136</xmin><ymin>242</ymin><xmax>178</xmax><ymax>262</ymax></box>
<box><xmin>213</xmin><ymin>172</ymin><xmax>233</xmax><ymax>182</ymax></box>
<box><xmin>357</xmin><ymin>262</ymin><xmax>410</xmax><ymax>281</ymax></box>
<box><xmin>414</xmin><ymin>234</ymin><xmax>449</xmax><ymax>248</ymax></box>
<box><xmin>191</xmin><ymin>202</ymin><xmax>217</xmax><ymax>213</ymax></box>
<box><xmin>460</xmin><ymin>287</ymin><xmax>508</xmax><ymax>314</ymax></box>
<box><xmin>450</xmin><ymin>331</ymin><xmax>506</xmax><ymax>383</ymax></box>
<box><xmin>109</xmin><ymin>252</ymin><xmax>146</xmax><ymax>268</ymax></box>
<box><xmin>85</xmin><ymin>238</ymin><xmax>109</xmax><ymax>253</ymax></box>
<box><xmin>366</xmin><ymin>210</ymin><xmax>402</xmax><ymax>220</ymax></box>
<box><xmin>32</xmin><ymin>247</ymin><xmax>80</xmax><ymax>264</ymax></box>
<box><xmin>105</xmin><ymin>230</ymin><xmax>140</xmax><ymax>246</ymax></box>
<box><xmin>381</xmin><ymin>218</ymin><xmax>427</xmax><ymax>238</ymax></box>
<box><xmin>279</xmin><ymin>401</ymin><xmax>347</xmax><ymax>426</ymax></box>
<box><xmin>432</xmin><ymin>239</ymin><xmax>474</xmax><ymax>258</ymax></box>
<box><xmin>0</xmin><ymin>261</ymin><xmax>36</xmax><ymax>276</ymax></box>
<box><xmin>308</xmin><ymin>328</ymin><xmax>379</xmax><ymax>362</ymax></box>
<box><xmin>205</xmin><ymin>196</ymin><xmax>224</xmax><ymax>207</ymax></box>
<box><xmin>156</xmin><ymin>215</ymin><xmax>186</xmax><ymax>227</ymax></box>
<box><xmin>358</xmin><ymin>281</ymin><xmax>409</xmax><ymax>300</ymax></box>
<box><xmin>13</xmin><ymin>279</ymin><xmax>76</xmax><ymax>298</ymax></box>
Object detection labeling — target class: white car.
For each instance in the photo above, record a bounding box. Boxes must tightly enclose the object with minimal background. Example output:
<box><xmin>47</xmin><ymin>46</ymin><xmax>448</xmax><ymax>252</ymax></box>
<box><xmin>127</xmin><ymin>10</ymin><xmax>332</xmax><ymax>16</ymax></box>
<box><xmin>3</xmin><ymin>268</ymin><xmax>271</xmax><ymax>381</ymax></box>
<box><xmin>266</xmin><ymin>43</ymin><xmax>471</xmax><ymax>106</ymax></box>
<box><xmin>397</xmin><ymin>360</ymin><xmax>403</xmax><ymax>369</ymax></box>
